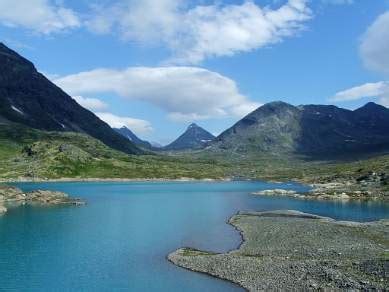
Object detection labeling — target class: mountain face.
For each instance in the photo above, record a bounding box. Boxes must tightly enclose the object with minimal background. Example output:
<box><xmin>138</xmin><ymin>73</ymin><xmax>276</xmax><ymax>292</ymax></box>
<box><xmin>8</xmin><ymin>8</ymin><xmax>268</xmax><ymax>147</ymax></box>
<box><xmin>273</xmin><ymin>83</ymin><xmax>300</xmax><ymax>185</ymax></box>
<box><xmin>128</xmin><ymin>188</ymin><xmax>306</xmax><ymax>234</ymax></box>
<box><xmin>212</xmin><ymin>101</ymin><xmax>389</xmax><ymax>158</ymax></box>
<box><xmin>164</xmin><ymin>123</ymin><xmax>215</xmax><ymax>151</ymax></box>
<box><xmin>0</xmin><ymin>43</ymin><xmax>141</xmax><ymax>155</ymax></box>
<box><xmin>114</xmin><ymin>126</ymin><xmax>152</xmax><ymax>150</ymax></box>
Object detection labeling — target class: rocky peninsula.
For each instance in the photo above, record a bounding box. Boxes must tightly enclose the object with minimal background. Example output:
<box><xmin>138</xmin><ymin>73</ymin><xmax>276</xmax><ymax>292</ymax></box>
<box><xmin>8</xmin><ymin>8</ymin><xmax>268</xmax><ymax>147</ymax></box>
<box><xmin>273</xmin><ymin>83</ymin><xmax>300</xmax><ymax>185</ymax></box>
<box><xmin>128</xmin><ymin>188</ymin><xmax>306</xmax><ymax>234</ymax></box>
<box><xmin>168</xmin><ymin>210</ymin><xmax>389</xmax><ymax>291</ymax></box>
<box><xmin>252</xmin><ymin>171</ymin><xmax>389</xmax><ymax>201</ymax></box>
<box><xmin>0</xmin><ymin>185</ymin><xmax>84</xmax><ymax>214</ymax></box>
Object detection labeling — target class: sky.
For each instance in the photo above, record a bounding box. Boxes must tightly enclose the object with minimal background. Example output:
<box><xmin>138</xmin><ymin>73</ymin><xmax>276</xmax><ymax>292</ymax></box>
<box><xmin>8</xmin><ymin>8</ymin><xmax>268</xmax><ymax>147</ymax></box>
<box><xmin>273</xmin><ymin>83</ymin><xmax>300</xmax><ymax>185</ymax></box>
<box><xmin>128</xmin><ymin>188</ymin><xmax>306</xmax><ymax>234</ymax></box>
<box><xmin>0</xmin><ymin>0</ymin><xmax>388</xmax><ymax>145</ymax></box>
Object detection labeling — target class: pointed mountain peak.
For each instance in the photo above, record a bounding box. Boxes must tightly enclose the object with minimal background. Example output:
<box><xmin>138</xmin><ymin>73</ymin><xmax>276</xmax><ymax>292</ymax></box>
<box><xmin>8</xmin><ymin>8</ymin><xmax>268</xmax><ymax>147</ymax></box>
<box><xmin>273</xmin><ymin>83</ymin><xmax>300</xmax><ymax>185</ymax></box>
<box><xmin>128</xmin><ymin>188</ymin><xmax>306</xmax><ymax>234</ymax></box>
<box><xmin>355</xmin><ymin>102</ymin><xmax>388</xmax><ymax>113</ymax></box>
<box><xmin>164</xmin><ymin>123</ymin><xmax>215</xmax><ymax>151</ymax></box>
<box><xmin>188</xmin><ymin>123</ymin><xmax>199</xmax><ymax>129</ymax></box>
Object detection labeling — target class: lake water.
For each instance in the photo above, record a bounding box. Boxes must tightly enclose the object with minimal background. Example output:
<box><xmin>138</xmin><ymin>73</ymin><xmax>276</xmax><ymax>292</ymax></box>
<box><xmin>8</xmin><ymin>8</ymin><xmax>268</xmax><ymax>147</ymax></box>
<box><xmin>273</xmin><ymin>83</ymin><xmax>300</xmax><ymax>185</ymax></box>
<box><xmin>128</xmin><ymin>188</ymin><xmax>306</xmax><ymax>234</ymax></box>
<box><xmin>1</xmin><ymin>181</ymin><xmax>388</xmax><ymax>291</ymax></box>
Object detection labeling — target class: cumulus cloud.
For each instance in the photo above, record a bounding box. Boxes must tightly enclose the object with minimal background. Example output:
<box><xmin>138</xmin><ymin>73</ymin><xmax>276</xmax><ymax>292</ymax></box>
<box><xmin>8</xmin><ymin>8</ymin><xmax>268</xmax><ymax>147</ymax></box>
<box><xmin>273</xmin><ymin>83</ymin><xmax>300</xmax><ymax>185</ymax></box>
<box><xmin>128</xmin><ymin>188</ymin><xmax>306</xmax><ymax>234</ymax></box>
<box><xmin>0</xmin><ymin>0</ymin><xmax>80</xmax><ymax>34</ymax></box>
<box><xmin>331</xmin><ymin>81</ymin><xmax>389</xmax><ymax>107</ymax></box>
<box><xmin>73</xmin><ymin>96</ymin><xmax>109</xmax><ymax>111</ymax></box>
<box><xmin>54</xmin><ymin>66</ymin><xmax>261</xmax><ymax>122</ymax></box>
<box><xmin>360</xmin><ymin>11</ymin><xmax>389</xmax><ymax>75</ymax></box>
<box><xmin>96</xmin><ymin>112</ymin><xmax>153</xmax><ymax>135</ymax></box>
<box><xmin>87</xmin><ymin>0</ymin><xmax>312</xmax><ymax>64</ymax></box>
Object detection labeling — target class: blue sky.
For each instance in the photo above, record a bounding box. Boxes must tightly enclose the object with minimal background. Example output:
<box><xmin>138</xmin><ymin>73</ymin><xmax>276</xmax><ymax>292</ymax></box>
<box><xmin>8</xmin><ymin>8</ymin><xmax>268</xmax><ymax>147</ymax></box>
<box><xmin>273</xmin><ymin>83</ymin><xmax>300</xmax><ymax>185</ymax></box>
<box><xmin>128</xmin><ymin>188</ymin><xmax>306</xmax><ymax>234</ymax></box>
<box><xmin>1</xmin><ymin>0</ymin><xmax>388</xmax><ymax>144</ymax></box>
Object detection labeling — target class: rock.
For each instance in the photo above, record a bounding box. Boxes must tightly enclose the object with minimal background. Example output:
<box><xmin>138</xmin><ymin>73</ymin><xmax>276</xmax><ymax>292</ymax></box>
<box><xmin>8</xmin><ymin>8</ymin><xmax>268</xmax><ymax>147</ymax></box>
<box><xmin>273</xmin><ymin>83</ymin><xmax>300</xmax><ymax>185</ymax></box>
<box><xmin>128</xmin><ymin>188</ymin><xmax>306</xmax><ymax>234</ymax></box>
<box><xmin>26</xmin><ymin>190</ymin><xmax>85</xmax><ymax>205</ymax></box>
<box><xmin>0</xmin><ymin>204</ymin><xmax>7</xmax><ymax>214</ymax></box>
<box><xmin>252</xmin><ymin>189</ymin><xmax>297</xmax><ymax>196</ymax></box>
<box><xmin>0</xmin><ymin>185</ymin><xmax>85</xmax><ymax>213</ymax></box>
<box><xmin>338</xmin><ymin>193</ymin><xmax>350</xmax><ymax>200</ymax></box>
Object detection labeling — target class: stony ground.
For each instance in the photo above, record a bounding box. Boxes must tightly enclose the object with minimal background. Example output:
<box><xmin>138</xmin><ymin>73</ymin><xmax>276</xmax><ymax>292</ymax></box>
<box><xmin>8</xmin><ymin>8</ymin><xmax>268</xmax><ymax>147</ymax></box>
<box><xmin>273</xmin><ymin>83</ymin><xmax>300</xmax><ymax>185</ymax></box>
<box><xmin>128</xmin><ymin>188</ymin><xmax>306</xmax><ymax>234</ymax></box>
<box><xmin>253</xmin><ymin>171</ymin><xmax>389</xmax><ymax>201</ymax></box>
<box><xmin>0</xmin><ymin>185</ymin><xmax>84</xmax><ymax>214</ymax></box>
<box><xmin>168</xmin><ymin>210</ymin><xmax>389</xmax><ymax>291</ymax></box>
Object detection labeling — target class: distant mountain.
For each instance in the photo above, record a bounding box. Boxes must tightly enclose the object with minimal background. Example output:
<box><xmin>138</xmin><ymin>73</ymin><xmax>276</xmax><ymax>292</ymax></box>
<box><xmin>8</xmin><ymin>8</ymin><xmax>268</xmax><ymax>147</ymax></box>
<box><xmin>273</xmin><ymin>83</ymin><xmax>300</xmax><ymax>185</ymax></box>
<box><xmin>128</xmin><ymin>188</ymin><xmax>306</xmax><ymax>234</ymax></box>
<box><xmin>212</xmin><ymin>101</ymin><xmax>389</xmax><ymax>158</ymax></box>
<box><xmin>150</xmin><ymin>141</ymin><xmax>163</xmax><ymax>148</ymax></box>
<box><xmin>114</xmin><ymin>126</ymin><xmax>153</xmax><ymax>150</ymax></box>
<box><xmin>0</xmin><ymin>43</ymin><xmax>141</xmax><ymax>154</ymax></box>
<box><xmin>164</xmin><ymin>123</ymin><xmax>215</xmax><ymax>151</ymax></box>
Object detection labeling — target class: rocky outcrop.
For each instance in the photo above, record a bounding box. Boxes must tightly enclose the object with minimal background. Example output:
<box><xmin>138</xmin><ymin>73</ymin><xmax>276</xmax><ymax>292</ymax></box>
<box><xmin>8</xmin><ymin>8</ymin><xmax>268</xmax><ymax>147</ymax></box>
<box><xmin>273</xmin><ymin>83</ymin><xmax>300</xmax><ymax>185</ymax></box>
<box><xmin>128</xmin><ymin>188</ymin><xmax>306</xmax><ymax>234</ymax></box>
<box><xmin>168</xmin><ymin>210</ymin><xmax>389</xmax><ymax>291</ymax></box>
<box><xmin>0</xmin><ymin>204</ymin><xmax>6</xmax><ymax>214</ymax></box>
<box><xmin>26</xmin><ymin>190</ymin><xmax>85</xmax><ymax>205</ymax></box>
<box><xmin>0</xmin><ymin>185</ymin><xmax>85</xmax><ymax>211</ymax></box>
<box><xmin>252</xmin><ymin>189</ymin><xmax>303</xmax><ymax>198</ymax></box>
<box><xmin>252</xmin><ymin>171</ymin><xmax>389</xmax><ymax>201</ymax></box>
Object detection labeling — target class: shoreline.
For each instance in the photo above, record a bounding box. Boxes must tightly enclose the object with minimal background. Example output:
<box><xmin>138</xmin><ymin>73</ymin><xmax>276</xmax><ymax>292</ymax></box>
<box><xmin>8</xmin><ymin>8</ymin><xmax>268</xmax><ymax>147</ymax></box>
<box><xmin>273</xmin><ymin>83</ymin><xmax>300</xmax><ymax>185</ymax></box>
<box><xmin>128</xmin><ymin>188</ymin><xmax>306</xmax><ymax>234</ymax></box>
<box><xmin>168</xmin><ymin>210</ymin><xmax>389</xmax><ymax>291</ymax></box>
<box><xmin>0</xmin><ymin>177</ymin><xmax>235</xmax><ymax>183</ymax></box>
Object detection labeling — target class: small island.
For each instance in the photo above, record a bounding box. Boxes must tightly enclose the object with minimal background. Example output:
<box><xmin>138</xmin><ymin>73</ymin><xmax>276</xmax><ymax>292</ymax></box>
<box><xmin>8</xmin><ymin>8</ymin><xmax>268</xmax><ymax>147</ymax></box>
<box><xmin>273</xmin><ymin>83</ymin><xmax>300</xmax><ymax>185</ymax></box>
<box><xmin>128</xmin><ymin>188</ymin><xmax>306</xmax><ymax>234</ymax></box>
<box><xmin>0</xmin><ymin>185</ymin><xmax>85</xmax><ymax>215</ymax></box>
<box><xmin>168</xmin><ymin>210</ymin><xmax>389</xmax><ymax>291</ymax></box>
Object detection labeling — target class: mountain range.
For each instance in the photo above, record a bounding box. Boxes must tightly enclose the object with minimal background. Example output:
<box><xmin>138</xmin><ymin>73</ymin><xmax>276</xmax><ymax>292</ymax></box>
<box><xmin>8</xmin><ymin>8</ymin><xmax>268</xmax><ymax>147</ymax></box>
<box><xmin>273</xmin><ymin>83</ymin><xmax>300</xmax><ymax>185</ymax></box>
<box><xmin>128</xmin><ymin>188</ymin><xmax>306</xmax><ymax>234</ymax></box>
<box><xmin>0</xmin><ymin>43</ymin><xmax>141</xmax><ymax>155</ymax></box>
<box><xmin>2</xmin><ymin>42</ymin><xmax>389</xmax><ymax>161</ymax></box>
<box><xmin>114</xmin><ymin>126</ymin><xmax>153</xmax><ymax>150</ymax></box>
<box><xmin>163</xmin><ymin>123</ymin><xmax>215</xmax><ymax>151</ymax></box>
<box><xmin>212</xmin><ymin>101</ymin><xmax>389</xmax><ymax>158</ymax></box>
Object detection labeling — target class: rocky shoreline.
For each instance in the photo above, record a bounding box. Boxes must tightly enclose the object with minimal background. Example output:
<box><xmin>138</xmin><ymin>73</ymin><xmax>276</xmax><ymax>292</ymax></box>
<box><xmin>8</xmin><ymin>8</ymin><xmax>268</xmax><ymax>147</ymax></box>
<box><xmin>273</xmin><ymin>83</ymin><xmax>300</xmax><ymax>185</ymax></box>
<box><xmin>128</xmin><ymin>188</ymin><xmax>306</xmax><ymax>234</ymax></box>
<box><xmin>168</xmin><ymin>210</ymin><xmax>389</xmax><ymax>291</ymax></box>
<box><xmin>0</xmin><ymin>185</ymin><xmax>85</xmax><ymax>215</ymax></box>
<box><xmin>252</xmin><ymin>184</ymin><xmax>388</xmax><ymax>201</ymax></box>
<box><xmin>253</xmin><ymin>171</ymin><xmax>389</xmax><ymax>201</ymax></box>
<box><xmin>0</xmin><ymin>177</ymin><xmax>233</xmax><ymax>183</ymax></box>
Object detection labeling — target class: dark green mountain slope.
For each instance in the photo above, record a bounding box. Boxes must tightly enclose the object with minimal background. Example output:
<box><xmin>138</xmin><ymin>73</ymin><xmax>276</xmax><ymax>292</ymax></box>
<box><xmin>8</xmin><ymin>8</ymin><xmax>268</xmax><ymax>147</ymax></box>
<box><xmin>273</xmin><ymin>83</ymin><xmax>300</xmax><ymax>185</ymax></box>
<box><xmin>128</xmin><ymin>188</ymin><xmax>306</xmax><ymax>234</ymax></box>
<box><xmin>164</xmin><ymin>123</ymin><xmax>215</xmax><ymax>151</ymax></box>
<box><xmin>212</xmin><ymin>101</ymin><xmax>389</xmax><ymax>158</ymax></box>
<box><xmin>0</xmin><ymin>43</ymin><xmax>141</xmax><ymax>154</ymax></box>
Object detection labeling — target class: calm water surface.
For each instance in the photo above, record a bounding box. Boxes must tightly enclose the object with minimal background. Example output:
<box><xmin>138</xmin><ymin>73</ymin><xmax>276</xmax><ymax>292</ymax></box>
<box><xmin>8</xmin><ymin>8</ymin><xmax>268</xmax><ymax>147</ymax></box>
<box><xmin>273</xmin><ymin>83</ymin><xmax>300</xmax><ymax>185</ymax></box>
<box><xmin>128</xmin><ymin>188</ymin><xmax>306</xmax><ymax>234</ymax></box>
<box><xmin>1</xmin><ymin>181</ymin><xmax>388</xmax><ymax>291</ymax></box>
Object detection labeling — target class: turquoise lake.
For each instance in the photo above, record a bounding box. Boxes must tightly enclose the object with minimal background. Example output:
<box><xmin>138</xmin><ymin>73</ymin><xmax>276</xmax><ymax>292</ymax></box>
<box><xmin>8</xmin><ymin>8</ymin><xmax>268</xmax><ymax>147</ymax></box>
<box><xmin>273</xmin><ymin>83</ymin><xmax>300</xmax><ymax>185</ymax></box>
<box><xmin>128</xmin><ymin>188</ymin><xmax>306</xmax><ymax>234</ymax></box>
<box><xmin>1</xmin><ymin>181</ymin><xmax>388</xmax><ymax>291</ymax></box>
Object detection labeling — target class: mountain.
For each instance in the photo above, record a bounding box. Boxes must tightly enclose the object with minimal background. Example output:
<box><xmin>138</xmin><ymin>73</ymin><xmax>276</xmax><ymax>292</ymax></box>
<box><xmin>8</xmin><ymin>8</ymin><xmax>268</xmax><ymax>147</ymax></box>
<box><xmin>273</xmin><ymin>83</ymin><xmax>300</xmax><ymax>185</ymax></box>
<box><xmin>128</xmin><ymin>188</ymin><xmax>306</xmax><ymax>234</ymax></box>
<box><xmin>0</xmin><ymin>43</ymin><xmax>141</xmax><ymax>155</ymax></box>
<box><xmin>164</xmin><ymin>123</ymin><xmax>215</xmax><ymax>151</ymax></box>
<box><xmin>212</xmin><ymin>101</ymin><xmax>389</xmax><ymax>158</ymax></box>
<box><xmin>150</xmin><ymin>141</ymin><xmax>163</xmax><ymax>148</ymax></box>
<box><xmin>114</xmin><ymin>126</ymin><xmax>153</xmax><ymax>150</ymax></box>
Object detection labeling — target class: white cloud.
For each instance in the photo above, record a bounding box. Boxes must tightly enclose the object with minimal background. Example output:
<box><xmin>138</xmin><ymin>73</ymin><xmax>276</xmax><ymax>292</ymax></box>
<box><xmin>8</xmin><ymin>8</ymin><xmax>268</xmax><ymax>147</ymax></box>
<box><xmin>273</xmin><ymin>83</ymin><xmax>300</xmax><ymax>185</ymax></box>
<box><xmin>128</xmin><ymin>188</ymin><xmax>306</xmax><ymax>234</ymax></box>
<box><xmin>0</xmin><ymin>0</ymin><xmax>80</xmax><ymax>34</ymax></box>
<box><xmin>96</xmin><ymin>112</ymin><xmax>153</xmax><ymax>135</ymax></box>
<box><xmin>331</xmin><ymin>81</ymin><xmax>389</xmax><ymax>107</ymax></box>
<box><xmin>54</xmin><ymin>66</ymin><xmax>261</xmax><ymax>122</ymax></box>
<box><xmin>73</xmin><ymin>96</ymin><xmax>109</xmax><ymax>111</ymax></box>
<box><xmin>87</xmin><ymin>0</ymin><xmax>312</xmax><ymax>64</ymax></box>
<box><xmin>360</xmin><ymin>11</ymin><xmax>389</xmax><ymax>75</ymax></box>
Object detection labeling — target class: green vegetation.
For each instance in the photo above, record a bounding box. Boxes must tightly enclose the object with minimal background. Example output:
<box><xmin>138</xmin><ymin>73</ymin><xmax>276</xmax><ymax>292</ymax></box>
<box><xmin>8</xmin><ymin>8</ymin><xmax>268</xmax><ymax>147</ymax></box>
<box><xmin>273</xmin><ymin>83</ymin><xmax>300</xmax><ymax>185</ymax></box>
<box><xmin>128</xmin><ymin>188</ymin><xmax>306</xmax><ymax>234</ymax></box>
<box><xmin>1</xmin><ymin>122</ymin><xmax>389</xmax><ymax>187</ymax></box>
<box><xmin>182</xmin><ymin>147</ymin><xmax>389</xmax><ymax>183</ymax></box>
<box><xmin>0</xmin><ymin>124</ymin><xmax>228</xmax><ymax>180</ymax></box>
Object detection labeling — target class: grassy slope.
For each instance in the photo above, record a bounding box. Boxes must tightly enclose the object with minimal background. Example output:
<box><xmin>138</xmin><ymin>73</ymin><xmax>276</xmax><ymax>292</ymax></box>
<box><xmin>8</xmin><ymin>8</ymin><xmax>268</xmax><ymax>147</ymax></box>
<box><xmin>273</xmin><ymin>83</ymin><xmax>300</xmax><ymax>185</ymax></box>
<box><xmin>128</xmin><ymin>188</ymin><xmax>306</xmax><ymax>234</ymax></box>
<box><xmin>1</xmin><ymin>123</ymin><xmax>389</xmax><ymax>184</ymax></box>
<box><xmin>0</xmin><ymin>124</ymin><xmax>228</xmax><ymax>180</ymax></box>
<box><xmin>181</xmin><ymin>148</ymin><xmax>389</xmax><ymax>184</ymax></box>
